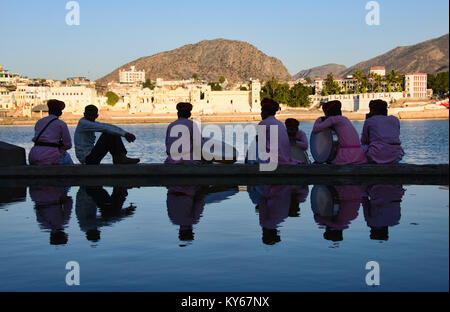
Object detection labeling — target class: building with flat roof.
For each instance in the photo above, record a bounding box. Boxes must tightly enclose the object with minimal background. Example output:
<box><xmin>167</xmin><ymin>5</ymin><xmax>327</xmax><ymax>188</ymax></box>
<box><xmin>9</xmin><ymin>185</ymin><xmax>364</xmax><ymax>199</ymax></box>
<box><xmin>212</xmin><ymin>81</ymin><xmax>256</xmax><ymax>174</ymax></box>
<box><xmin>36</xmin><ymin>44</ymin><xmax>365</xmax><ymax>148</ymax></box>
<box><xmin>370</xmin><ymin>66</ymin><xmax>386</xmax><ymax>77</ymax></box>
<box><xmin>404</xmin><ymin>73</ymin><xmax>427</xmax><ymax>98</ymax></box>
<box><xmin>119</xmin><ymin>66</ymin><xmax>146</xmax><ymax>84</ymax></box>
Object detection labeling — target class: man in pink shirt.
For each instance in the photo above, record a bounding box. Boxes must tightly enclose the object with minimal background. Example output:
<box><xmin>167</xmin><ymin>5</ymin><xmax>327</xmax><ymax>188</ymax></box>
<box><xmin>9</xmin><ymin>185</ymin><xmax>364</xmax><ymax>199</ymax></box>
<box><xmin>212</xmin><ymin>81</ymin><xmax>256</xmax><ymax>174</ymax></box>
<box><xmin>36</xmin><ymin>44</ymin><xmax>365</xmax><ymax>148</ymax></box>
<box><xmin>165</xmin><ymin>102</ymin><xmax>202</xmax><ymax>164</ymax></box>
<box><xmin>312</xmin><ymin>100</ymin><xmax>367</xmax><ymax>165</ymax></box>
<box><xmin>361</xmin><ymin>100</ymin><xmax>405</xmax><ymax>164</ymax></box>
<box><xmin>258</xmin><ymin>98</ymin><xmax>300</xmax><ymax>165</ymax></box>
<box><xmin>29</xmin><ymin>99</ymin><xmax>73</xmax><ymax>165</ymax></box>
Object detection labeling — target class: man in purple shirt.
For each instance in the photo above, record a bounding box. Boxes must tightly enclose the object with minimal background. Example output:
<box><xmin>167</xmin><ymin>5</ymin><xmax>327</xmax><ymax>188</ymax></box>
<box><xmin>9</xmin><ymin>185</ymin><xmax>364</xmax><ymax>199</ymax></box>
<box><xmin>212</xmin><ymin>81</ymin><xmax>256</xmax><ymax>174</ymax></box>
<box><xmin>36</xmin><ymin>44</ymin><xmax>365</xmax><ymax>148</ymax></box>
<box><xmin>29</xmin><ymin>99</ymin><xmax>73</xmax><ymax>165</ymax></box>
<box><xmin>165</xmin><ymin>102</ymin><xmax>202</xmax><ymax>164</ymax></box>
<box><xmin>258</xmin><ymin>98</ymin><xmax>300</xmax><ymax>166</ymax></box>
<box><xmin>361</xmin><ymin>100</ymin><xmax>405</xmax><ymax>164</ymax></box>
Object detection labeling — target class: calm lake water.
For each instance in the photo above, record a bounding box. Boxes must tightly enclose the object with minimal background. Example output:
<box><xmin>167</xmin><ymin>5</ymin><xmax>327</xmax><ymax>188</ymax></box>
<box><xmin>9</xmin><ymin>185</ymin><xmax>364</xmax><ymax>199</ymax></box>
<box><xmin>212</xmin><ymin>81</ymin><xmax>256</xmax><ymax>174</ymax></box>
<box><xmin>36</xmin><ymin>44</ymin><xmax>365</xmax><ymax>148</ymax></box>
<box><xmin>0</xmin><ymin>120</ymin><xmax>448</xmax><ymax>164</ymax></box>
<box><xmin>0</xmin><ymin>184</ymin><xmax>448</xmax><ymax>292</ymax></box>
<box><xmin>0</xmin><ymin>120</ymin><xmax>448</xmax><ymax>292</ymax></box>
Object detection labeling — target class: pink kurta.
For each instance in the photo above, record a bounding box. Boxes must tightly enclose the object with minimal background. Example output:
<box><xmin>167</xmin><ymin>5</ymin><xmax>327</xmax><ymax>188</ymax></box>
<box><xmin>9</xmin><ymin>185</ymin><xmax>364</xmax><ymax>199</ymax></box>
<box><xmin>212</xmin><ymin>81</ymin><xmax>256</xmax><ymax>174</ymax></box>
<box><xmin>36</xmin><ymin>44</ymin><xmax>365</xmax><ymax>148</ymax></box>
<box><xmin>294</xmin><ymin>130</ymin><xmax>308</xmax><ymax>150</ymax></box>
<box><xmin>29</xmin><ymin>115</ymin><xmax>72</xmax><ymax>165</ymax></box>
<box><xmin>312</xmin><ymin>116</ymin><xmax>367</xmax><ymax>165</ymax></box>
<box><xmin>361</xmin><ymin>115</ymin><xmax>404</xmax><ymax>164</ymax></box>
<box><xmin>165</xmin><ymin>118</ymin><xmax>201</xmax><ymax>164</ymax></box>
<box><xmin>259</xmin><ymin>116</ymin><xmax>301</xmax><ymax>165</ymax></box>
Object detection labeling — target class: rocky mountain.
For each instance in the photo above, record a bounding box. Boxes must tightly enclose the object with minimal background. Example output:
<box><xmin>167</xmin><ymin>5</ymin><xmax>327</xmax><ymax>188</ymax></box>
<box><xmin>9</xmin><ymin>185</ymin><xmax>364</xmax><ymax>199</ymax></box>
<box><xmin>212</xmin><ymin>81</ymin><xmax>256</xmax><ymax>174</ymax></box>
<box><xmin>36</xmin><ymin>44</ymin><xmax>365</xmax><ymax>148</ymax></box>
<box><xmin>96</xmin><ymin>39</ymin><xmax>292</xmax><ymax>84</ymax></box>
<box><xmin>340</xmin><ymin>33</ymin><xmax>449</xmax><ymax>77</ymax></box>
<box><xmin>293</xmin><ymin>63</ymin><xmax>347</xmax><ymax>80</ymax></box>
<box><xmin>294</xmin><ymin>33</ymin><xmax>449</xmax><ymax>79</ymax></box>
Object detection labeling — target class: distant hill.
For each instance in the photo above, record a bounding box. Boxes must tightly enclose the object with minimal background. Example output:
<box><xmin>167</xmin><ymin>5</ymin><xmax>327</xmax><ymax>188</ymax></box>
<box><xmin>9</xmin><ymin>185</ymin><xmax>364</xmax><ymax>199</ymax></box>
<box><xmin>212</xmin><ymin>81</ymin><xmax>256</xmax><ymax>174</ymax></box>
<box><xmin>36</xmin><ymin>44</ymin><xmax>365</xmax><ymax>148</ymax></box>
<box><xmin>96</xmin><ymin>39</ymin><xmax>292</xmax><ymax>84</ymax></box>
<box><xmin>294</xmin><ymin>33</ymin><xmax>449</xmax><ymax>79</ymax></box>
<box><xmin>340</xmin><ymin>33</ymin><xmax>449</xmax><ymax>77</ymax></box>
<box><xmin>293</xmin><ymin>63</ymin><xmax>347</xmax><ymax>80</ymax></box>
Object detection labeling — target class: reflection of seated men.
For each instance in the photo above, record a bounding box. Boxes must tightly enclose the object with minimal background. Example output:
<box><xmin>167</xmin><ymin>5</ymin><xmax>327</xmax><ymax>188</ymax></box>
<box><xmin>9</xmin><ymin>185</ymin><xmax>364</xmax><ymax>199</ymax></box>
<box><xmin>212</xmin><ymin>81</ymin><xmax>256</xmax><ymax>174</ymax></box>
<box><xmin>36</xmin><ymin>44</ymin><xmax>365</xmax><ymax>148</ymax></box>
<box><xmin>249</xmin><ymin>185</ymin><xmax>305</xmax><ymax>245</ymax></box>
<box><xmin>362</xmin><ymin>185</ymin><xmax>404</xmax><ymax>241</ymax></box>
<box><xmin>311</xmin><ymin>185</ymin><xmax>366</xmax><ymax>242</ymax></box>
<box><xmin>29</xmin><ymin>186</ymin><xmax>73</xmax><ymax>245</ymax></box>
<box><xmin>75</xmin><ymin>186</ymin><xmax>136</xmax><ymax>242</ymax></box>
<box><xmin>166</xmin><ymin>185</ymin><xmax>239</xmax><ymax>246</ymax></box>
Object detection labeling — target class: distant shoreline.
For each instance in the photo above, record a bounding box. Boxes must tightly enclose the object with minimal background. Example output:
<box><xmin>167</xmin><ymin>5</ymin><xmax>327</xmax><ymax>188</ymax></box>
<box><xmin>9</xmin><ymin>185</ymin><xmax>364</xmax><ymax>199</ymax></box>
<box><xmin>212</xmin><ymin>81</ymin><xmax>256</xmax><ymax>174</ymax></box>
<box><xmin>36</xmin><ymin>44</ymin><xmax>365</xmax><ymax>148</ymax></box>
<box><xmin>0</xmin><ymin>110</ymin><xmax>448</xmax><ymax>126</ymax></box>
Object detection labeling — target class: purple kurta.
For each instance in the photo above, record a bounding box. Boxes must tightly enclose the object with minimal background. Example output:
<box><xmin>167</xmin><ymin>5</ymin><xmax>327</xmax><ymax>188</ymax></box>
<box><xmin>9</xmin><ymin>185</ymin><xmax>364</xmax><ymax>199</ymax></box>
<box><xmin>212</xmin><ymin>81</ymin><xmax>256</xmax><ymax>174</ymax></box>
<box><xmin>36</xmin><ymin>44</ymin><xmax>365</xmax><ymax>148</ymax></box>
<box><xmin>165</xmin><ymin>118</ymin><xmax>201</xmax><ymax>164</ymax></box>
<box><xmin>362</xmin><ymin>185</ymin><xmax>403</xmax><ymax>227</ymax></box>
<box><xmin>258</xmin><ymin>116</ymin><xmax>301</xmax><ymax>165</ymax></box>
<box><xmin>166</xmin><ymin>186</ymin><xmax>204</xmax><ymax>226</ymax></box>
<box><xmin>312</xmin><ymin>116</ymin><xmax>367</xmax><ymax>165</ymax></box>
<box><xmin>29</xmin><ymin>115</ymin><xmax>72</xmax><ymax>165</ymax></box>
<box><xmin>258</xmin><ymin>185</ymin><xmax>292</xmax><ymax>230</ymax></box>
<box><xmin>361</xmin><ymin>115</ymin><xmax>404</xmax><ymax>164</ymax></box>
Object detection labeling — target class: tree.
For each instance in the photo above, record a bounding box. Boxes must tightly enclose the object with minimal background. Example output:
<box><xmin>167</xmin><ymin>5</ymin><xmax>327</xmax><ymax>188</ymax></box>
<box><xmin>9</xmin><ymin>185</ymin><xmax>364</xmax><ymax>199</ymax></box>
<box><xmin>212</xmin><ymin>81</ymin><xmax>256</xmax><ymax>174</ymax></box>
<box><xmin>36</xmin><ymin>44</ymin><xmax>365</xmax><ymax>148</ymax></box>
<box><xmin>240</xmin><ymin>86</ymin><xmax>248</xmax><ymax>91</ymax></box>
<box><xmin>288</xmin><ymin>83</ymin><xmax>313</xmax><ymax>107</ymax></box>
<box><xmin>106</xmin><ymin>91</ymin><xmax>119</xmax><ymax>106</ymax></box>
<box><xmin>143</xmin><ymin>79</ymin><xmax>155</xmax><ymax>90</ymax></box>
<box><xmin>261</xmin><ymin>77</ymin><xmax>279</xmax><ymax>100</ymax></box>
<box><xmin>192</xmin><ymin>73</ymin><xmax>199</xmax><ymax>81</ymax></box>
<box><xmin>219</xmin><ymin>76</ymin><xmax>226</xmax><ymax>84</ymax></box>
<box><xmin>386</xmin><ymin>70</ymin><xmax>402</xmax><ymax>92</ymax></box>
<box><xmin>274</xmin><ymin>83</ymin><xmax>290</xmax><ymax>104</ymax></box>
<box><xmin>324</xmin><ymin>73</ymin><xmax>341</xmax><ymax>95</ymax></box>
<box><xmin>305</xmin><ymin>77</ymin><xmax>313</xmax><ymax>84</ymax></box>
<box><xmin>208</xmin><ymin>82</ymin><xmax>222</xmax><ymax>91</ymax></box>
<box><xmin>428</xmin><ymin>72</ymin><xmax>449</xmax><ymax>94</ymax></box>
<box><xmin>353</xmin><ymin>68</ymin><xmax>366</xmax><ymax>94</ymax></box>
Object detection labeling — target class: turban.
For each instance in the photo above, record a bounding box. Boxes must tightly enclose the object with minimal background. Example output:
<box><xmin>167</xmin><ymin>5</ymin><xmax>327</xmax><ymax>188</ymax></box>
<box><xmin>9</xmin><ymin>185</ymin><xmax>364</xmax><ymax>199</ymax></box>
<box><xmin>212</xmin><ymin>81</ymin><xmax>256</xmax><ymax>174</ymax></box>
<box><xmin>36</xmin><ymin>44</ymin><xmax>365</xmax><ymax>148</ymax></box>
<box><xmin>285</xmin><ymin>118</ymin><xmax>300</xmax><ymax>128</ymax></box>
<box><xmin>322</xmin><ymin>100</ymin><xmax>341</xmax><ymax>113</ymax></box>
<box><xmin>176</xmin><ymin>102</ymin><xmax>193</xmax><ymax>112</ymax></box>
<box><xmin>47</xmin><ymin>99</ymin><xmax>65</xmax><ymax>111</ymax></box>
<box><xmin>261</xmin><ymin>98</ymin><xmax>280</xmax><ymax>111</ymax></box>
<box><xmin>369</xmin><ymin>99</ymin><xmax>388</xmax><ymax>111</ymax></box>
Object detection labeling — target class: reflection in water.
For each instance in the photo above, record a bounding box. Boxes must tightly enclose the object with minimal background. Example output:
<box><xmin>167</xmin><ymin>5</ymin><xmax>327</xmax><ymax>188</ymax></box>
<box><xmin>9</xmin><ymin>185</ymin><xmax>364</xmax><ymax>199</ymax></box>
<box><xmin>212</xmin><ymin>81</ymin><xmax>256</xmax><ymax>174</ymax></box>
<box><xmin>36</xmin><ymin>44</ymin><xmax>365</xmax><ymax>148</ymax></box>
<box><xmin>0</xmin><ymin>187</ymin><xmax>27</xmax><ymax>209</ymax></box>
<box><xmin>362</xmin><ymin>185</ymin><xmax>404</xmax><ymax>241</ymax></box>
<box><xmin>166</xmin><ymin>186</ymin><xmax>239</xmax><ymax>246</ymax></box>
<box><xmin>248</xmin><ymin>185</ymin><xmax>309</xmax><ymax>245</ymax></box>
<box><xmin>75</xmin><ymin>186</ymin><xmax>136</xmax><ymax>242</ymax></box>
<box><xmin>29</xmin><ymin>187</ymin><xmax>73</xmax><ymax>245</ymax></box>
<box><xmin>311</xmin><ymin>185</ymin><xmax>365</xmax><ymax>242</ymax></box>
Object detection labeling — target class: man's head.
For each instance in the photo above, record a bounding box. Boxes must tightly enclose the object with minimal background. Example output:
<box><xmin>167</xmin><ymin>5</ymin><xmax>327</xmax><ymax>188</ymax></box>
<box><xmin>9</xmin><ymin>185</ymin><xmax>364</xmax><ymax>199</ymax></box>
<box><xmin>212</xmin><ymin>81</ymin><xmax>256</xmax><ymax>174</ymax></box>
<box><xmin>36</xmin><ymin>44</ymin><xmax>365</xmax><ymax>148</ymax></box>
<box><xmin>285</xmin><ymin>118</ymin><xmax>300</xmax><ymax>137</ymax></box>
<box><xmin>47</xmin><ymin>99</ymin><xmax>65</xmax><ymax>117</ymax></box>
<box><xmin>176</xmin><ymin>102</ymin><xmax>193</xmax><ymax>119</ymax></box>
<box><xmin>322</xmin><ymin>100</ymin><xmax>342</xmax><ymax>117</ymax></box>
<box><xmin>260</xmin><ymin>98</ymin><xmax>280</xmax><ymax>120</ymax></box>
<box><xmin>84</xmin><ymin>105</ymin><xmax>99</xmax><ymax>122</ymax></box>
<box><xmin>369</xmin><ymin>99</ymin><xmax>388</xmax><ymax>116</ymax></box>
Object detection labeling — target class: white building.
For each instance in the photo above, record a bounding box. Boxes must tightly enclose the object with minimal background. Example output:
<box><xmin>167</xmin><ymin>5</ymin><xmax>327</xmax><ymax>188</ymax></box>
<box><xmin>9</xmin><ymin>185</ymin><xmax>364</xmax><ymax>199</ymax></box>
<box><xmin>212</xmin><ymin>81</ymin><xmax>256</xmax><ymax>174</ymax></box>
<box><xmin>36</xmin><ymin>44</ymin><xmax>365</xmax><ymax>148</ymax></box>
<box><xmin>0</xmin><ymin>66</ymin><xmax>21</xmax><ymax>86</ymax></box>
<box><xmin>370</xmin><ymin>66</ymin><xmax>386</xmax><ymax>77</ymax></box>
<box><xmin>48</xmin><ymin>86</ymin><xmax>97</xmax><ymax>114</ymax></box>
<box><xmin>0</xmin><ymin>87</ymin><xmax>16</xmax><ymax>110</ymax></box>
<box><xmin>119</xmin><ymin>66</ymin><xmax>146</xmax><ymax>84</ymax></box>
<box><xmin>404</xmin><ymin>73</ymin><xmax>427</xmax><ymax>98</ymax></box>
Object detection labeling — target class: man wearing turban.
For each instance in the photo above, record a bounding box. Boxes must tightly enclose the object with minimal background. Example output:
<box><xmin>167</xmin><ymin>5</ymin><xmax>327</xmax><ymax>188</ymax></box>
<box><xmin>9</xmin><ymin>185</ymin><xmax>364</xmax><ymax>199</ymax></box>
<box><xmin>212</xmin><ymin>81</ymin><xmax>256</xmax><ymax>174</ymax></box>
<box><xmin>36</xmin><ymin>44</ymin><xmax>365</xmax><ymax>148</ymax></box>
<box><xmin>361</xmin><ymin>100</ymin><xmax>404</xmax><ymax>163</ymax></box>
<box><xmin>29</xmin><ymin>99</ymin><xmax>74</xmax><ymax>165</ymax></box>
<box><xmin>256</xmin><ymin>98</ymin><xmax>301</xmax><ymax>165</ymax></box>
<box><xmin>165</xmin><ymin>102</ymin><xmax>202</xmax><ymax>164</ymax></box>
<box><xmin>312</xmin><ymin>100</ymin><xmax>367</xmax><ymax>165</ymax></box>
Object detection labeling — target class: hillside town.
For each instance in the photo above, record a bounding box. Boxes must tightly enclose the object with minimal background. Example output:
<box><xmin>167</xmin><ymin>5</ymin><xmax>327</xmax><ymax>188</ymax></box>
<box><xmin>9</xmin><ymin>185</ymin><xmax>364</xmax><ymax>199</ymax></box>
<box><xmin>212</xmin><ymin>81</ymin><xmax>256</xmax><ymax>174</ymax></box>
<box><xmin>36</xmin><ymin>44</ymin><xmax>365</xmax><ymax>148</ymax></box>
<box><xmin>0</xmin><ymin>64</ymin><xmax>448</xmax><ymax>121</ymax></box>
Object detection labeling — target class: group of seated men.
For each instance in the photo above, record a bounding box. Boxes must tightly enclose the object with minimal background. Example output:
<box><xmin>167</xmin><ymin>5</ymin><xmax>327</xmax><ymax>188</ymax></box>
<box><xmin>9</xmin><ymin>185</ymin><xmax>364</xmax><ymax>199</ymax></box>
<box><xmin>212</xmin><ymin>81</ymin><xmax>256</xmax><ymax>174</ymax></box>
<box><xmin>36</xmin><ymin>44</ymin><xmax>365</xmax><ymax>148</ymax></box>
<box><xmin>28</xmin><ymin>97</ymin><xmax>403</xmax><ymax>166</ymax></box>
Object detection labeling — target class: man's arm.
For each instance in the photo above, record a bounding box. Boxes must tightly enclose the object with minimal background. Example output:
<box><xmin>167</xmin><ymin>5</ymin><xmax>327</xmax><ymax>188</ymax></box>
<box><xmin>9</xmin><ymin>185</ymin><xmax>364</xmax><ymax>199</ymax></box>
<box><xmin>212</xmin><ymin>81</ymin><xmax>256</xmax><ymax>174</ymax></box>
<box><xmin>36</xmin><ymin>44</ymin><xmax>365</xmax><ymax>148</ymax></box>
<box><xmin>78</xmin><ymin>118</ymin><xmax>127</xmax><ymax>137</ymax></box>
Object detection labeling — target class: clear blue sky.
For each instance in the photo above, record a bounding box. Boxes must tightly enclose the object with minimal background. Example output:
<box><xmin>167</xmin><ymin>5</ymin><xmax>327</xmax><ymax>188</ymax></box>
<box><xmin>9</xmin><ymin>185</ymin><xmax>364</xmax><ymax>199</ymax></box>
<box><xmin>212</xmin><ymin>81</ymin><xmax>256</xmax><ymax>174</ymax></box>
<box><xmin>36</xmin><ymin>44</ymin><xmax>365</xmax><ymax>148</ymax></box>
<box><xmin>0</xmin><ymin>0</ymin><xmax>448</xmax><ymax>80</ymax></box>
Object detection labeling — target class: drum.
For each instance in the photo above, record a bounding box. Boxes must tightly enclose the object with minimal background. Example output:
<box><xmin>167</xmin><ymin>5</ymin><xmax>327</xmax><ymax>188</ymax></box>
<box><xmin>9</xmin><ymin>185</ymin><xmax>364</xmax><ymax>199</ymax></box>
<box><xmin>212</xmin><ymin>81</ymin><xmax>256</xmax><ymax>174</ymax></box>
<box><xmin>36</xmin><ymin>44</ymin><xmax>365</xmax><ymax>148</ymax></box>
<box><xmin>290</xmin><ymin>143</ymin><xmax>311</xmax><ymax>164</ymax></box>
<box><xmin>310</xmin><ymin>185</ymin><xmax>340</xmax><ymax>217</ymax></box>
<box><xmin>310</xmin><ymin>128</ymin><xmax>339</xmax><ymax>163</ymax></box>
<box><xmin>202</xmin><ymin>139</ymin><xmax>238</xmax><ymax>164</ymax></box>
